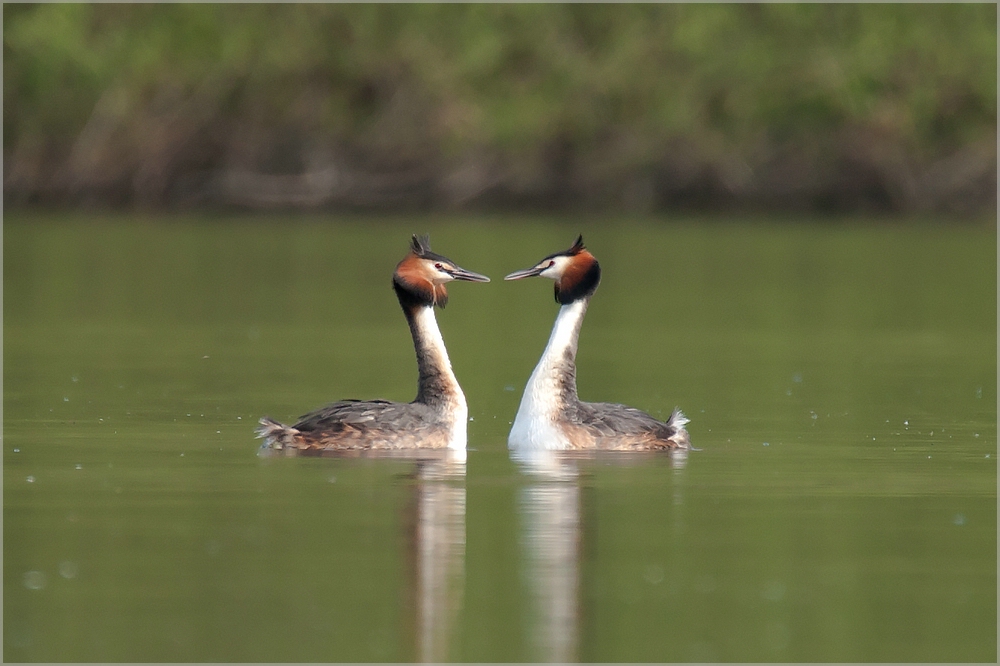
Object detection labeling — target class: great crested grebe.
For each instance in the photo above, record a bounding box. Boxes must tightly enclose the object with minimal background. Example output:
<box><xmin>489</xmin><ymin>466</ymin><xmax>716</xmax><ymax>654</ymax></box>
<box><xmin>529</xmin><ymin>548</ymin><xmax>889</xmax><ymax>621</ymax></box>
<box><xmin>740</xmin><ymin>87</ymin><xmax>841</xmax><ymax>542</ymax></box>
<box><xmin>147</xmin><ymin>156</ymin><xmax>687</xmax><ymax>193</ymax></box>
<box><xmin>256</xmin><ymin>235</ymin><xmax>490</xmax><ymax>452</ymax></box>
<box><xmin>504</xmin><ymin>235</ymin><xmax>690</xmax><ymax>451</ymax></box>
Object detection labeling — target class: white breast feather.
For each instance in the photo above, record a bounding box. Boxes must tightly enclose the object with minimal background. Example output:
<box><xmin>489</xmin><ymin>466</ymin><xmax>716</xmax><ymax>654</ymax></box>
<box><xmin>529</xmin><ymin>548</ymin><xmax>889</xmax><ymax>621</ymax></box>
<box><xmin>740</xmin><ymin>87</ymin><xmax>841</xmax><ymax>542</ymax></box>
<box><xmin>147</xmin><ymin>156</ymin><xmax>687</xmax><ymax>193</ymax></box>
<box><xmin>412</xmin><ymin>306</ymin><xmax>468</xmax><ymax>451</ymax></box>
<box><xmin>508</xmin><ymin>301</ymin><xmax>587</xmax><ymax>450</ymax></box>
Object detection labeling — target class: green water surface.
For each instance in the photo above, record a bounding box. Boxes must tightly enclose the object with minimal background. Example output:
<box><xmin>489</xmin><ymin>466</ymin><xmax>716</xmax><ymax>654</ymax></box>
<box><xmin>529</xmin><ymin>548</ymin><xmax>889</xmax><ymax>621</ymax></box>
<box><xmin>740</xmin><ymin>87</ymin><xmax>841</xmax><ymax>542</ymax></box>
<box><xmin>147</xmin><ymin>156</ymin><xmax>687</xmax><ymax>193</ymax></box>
<box><xmin>4</xmin><ymin>214</ymin><xmax>996</xmax><ymax>661</ymax></box>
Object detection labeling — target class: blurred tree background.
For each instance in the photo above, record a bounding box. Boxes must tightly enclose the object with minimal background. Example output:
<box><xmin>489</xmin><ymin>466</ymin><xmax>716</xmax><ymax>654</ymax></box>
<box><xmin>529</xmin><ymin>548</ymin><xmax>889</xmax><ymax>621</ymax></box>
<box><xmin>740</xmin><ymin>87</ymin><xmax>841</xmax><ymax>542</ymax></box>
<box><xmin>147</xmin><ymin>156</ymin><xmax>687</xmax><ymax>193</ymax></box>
<box><xmin>3</xmin><ymin>3</ymin><xmax>996</xmax><ymax>216</ymax></box>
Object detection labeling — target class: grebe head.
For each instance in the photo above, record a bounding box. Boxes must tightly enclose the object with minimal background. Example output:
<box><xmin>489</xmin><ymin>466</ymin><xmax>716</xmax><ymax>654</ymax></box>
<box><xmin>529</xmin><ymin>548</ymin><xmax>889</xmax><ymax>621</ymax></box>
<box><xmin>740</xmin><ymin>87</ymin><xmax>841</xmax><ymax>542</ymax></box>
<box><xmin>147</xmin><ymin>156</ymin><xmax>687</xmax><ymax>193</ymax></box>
<box><xmin>504</xmin><ymin>234</ymin><xmax>601</xmax><ymax>304</ymax></box>
<box><xmin>393</xmin><ymin>234</ymin><xmax>490</xmax><ymax>309</ymax></box>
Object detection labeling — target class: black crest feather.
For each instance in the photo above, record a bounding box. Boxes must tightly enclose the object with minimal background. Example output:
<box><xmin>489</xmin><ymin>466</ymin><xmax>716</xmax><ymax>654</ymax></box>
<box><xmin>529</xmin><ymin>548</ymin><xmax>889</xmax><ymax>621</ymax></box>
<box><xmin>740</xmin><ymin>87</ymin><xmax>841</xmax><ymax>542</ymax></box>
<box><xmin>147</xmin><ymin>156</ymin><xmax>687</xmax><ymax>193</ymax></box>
<box><xmin>410</xmin><ymin>234</ymin><xmax>431</xmax><ymax>257</ymax></box>
<box><xmin>409</xmin><ymin>233</ymin><xmax>452</xmax><ymax>265</ymax></box>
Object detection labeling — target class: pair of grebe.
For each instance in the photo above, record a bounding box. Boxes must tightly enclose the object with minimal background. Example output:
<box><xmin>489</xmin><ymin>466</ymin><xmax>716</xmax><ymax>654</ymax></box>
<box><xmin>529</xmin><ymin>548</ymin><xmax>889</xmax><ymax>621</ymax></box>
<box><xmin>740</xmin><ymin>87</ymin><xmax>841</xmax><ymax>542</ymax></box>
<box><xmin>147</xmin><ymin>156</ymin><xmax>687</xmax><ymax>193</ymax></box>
<box><xmin>257</xmin><ymin>235</ymin><xmax>689</xmax><ymax>453</ymax></box>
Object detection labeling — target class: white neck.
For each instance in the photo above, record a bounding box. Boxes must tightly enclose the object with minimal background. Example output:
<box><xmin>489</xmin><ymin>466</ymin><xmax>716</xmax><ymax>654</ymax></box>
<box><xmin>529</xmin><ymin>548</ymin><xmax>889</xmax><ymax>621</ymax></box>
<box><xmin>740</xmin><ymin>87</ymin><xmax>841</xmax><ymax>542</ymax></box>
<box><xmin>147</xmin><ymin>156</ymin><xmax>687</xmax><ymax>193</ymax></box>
<box><xmin>508</xmin><ymin>299</ymin><xmax>588</xmax><ymax>450</ymax></box>
<box><xmin>410</xmin><ymin>306</ymin><xmax>468</xmax><ymax>451</ymax></box>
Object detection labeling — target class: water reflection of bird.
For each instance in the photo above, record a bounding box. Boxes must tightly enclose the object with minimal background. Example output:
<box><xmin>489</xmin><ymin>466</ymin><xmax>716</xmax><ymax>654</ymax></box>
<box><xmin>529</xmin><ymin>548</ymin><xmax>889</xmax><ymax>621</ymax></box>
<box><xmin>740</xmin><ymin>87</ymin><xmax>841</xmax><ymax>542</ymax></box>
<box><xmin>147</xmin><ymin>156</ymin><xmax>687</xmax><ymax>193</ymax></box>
<box><xmin>505</xmin><ymin>235</ymin><xmax>690</xmax><ymax>451</ymax></box>
<box><xmin>402</xmin><ymin>455</ymin><xmax>466</xmax><ymax>663</ymax></box>
<box><xmin>257</xmin><ymin>235</ymin><xmax>489</xmax><ymax>452</ymax></box>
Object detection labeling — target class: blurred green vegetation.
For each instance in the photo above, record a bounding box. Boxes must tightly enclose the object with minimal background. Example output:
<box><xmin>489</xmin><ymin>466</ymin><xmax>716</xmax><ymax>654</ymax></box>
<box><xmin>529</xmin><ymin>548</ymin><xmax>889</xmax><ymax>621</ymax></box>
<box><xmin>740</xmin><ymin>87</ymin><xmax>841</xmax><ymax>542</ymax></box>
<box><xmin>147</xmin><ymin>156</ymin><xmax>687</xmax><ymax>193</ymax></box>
<box><xmin>3</xmin><ymin>4</ymin><xmax>997</xmax><ymax>214</ymax></box>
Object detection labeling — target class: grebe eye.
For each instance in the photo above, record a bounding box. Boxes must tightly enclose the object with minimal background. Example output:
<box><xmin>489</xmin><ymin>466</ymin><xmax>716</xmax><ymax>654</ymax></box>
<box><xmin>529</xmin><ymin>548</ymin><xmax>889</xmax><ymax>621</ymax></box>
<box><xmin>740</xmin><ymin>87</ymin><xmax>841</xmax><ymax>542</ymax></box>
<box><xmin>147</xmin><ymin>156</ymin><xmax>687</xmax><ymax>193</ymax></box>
<box><xmin>548</xmin><ymin>261</ymin><xmax>555</xmax><ymax>268</ymax></box>
<box><xmin>435</xmin><ymin>263</ymin><xmax>444</xmax><ymax>270</ymax></box>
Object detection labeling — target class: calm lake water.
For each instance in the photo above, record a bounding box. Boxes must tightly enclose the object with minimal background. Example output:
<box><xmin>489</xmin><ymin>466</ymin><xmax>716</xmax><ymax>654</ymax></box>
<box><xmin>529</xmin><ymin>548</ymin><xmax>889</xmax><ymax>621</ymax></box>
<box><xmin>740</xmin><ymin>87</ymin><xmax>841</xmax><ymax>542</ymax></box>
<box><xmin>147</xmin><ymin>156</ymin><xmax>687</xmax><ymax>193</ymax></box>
<box><xmin>4</xmin><ymin>213</ymin><xmax>996</xmax><ymax>662</ymax></box>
